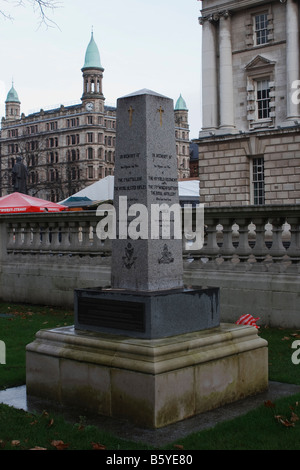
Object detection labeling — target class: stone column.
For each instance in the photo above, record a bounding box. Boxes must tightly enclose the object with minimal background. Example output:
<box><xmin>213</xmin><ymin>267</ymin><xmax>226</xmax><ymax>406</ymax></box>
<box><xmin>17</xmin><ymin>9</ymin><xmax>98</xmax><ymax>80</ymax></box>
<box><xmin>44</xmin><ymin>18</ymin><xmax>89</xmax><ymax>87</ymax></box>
<box><xmin>286</xmin><ymin>0</ymin><xmax>300</xmax><ymax>120</ymax></box>
<box><xmin>200</xmin><ymin>17</ymin><xmax>218</xmax><ymax>132</ymax></box>
<box><xmin>219</xmin><ymin>12</ymin><xmax>235</xmax><ymax>131</ymax></box>
<box><xmin>112</xmin><ymin>89</ymin><xmax>183</xmax><ymax>292</ymax></box>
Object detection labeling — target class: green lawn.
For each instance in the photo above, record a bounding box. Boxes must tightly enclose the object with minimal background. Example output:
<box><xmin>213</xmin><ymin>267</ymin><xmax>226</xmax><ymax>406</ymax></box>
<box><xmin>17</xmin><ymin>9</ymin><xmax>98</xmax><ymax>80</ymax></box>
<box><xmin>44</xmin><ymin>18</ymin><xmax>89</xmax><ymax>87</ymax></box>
<box><xmin>0</xmin><ymin>302</ymin><xmax>300</xmax><ymax>450</ymax></box>
<box><xmin>0</xmin><ymin>303</ymin><xmax>73</xmax><ymax>389</ymax></box>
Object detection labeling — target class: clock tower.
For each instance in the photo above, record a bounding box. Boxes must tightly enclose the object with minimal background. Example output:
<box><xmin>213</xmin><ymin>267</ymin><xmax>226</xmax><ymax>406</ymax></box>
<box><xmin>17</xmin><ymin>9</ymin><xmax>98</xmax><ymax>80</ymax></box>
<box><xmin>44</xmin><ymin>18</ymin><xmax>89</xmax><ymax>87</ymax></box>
<box><xmin>81</xmin><ymin>32</ymin><xmax>105</xmax><ymax>113</ymax></box>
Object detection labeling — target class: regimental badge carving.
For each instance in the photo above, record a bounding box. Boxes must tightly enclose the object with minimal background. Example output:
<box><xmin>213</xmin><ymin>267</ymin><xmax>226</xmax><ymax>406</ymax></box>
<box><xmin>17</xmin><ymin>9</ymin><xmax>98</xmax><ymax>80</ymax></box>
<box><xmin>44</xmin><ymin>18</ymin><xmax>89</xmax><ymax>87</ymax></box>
<box><xmin>122</xmin><ymin>242</ymin><xmax>137</xmax><ymax>269</ymax></box>
<box><xmin>158</xmin><ymin>244</ymin><xmax>174</xmax><ymax>264</ymax></box>
<box><xmin>157</xmin><ymin>106</ymin><xmax>164</xmax><ymax>126</ymax></box>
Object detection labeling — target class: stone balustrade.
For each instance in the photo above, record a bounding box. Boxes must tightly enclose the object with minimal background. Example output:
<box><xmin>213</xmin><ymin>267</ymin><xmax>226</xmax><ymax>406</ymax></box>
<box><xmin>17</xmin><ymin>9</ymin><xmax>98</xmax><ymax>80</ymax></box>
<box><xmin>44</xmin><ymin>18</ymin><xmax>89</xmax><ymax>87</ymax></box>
<box><xmin>0</xmin><ymin>205</ymin><xmax>299</xmax><ymax>269</ymax></box>
<box><xmin>1</xmin><ymin>211</ymin><xmax>112</xmax><ymax>258</ymax></box>
<box><xmin>184</xmin><ymin>204</ymin><xmax>300</xmax><ymax>273</ymax></box>
<box><xmin>0</xmin><ymin>205</ymin><xmax>299</xmax><ymax>327</ymax></box>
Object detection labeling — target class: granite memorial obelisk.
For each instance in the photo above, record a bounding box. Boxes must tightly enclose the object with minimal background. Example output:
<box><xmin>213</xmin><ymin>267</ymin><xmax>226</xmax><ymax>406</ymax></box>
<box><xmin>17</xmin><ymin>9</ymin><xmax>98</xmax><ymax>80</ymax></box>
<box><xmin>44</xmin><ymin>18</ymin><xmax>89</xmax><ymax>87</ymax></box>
<box><xmin>112</xmin><ymin>89</ymin><xmax>183</xmax><ymax>291</ymax></box>
<box><xmin>74</xmin><ymin>89</ymin><xmax>219</xmax><ymax>338</ymax></box>
<box><xmin>27</xmin><ymin>89</ymin><xmax>268</xmax><ymax>429</ymax></box>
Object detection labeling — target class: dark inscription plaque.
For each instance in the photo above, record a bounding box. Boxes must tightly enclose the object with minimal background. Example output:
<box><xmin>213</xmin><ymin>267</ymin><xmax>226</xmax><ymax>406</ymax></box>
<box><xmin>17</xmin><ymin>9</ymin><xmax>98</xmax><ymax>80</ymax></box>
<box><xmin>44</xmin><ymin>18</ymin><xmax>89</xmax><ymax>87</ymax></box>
<box><xmin>77</xmin><ymin>297</ymin><xmax>145</xmax><ymax>332</ymax></box>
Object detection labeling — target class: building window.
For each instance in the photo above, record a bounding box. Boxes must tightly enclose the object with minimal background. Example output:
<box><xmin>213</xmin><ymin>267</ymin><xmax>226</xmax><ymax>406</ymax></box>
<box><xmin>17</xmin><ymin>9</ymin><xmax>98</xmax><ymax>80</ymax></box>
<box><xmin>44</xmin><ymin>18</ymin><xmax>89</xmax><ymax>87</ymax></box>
<box><xmin>253</xmin><ymin>157</ymin><xmax>265</xmax><ymax>205</ymax></box>
<box><xmin>88</xmin><ymin>166</ymin><xmax>94</xmax><ymax>179</ymax></box>
<box><xmin>254</xmin><ymin>13</ymin><xmax>269</xmax><ymax>46</ymax></box>
<box><xmin>87</xmin><ymin>147</ymin><xmax>94</xmax><ymax>159</ymax></box>
<box><xmin>256</xmin><ymin>79</ymin><xmax>270</xmax><ymax>120</ymax></box>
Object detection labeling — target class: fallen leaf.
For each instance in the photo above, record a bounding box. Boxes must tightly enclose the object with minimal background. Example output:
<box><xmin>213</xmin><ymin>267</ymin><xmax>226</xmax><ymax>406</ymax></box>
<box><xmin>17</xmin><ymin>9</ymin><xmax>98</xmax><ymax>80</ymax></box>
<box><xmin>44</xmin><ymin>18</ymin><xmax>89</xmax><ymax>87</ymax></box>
<box><xmin>275</xmin><ymin>415</ymin><xmax>295</xmax><ymax>427</ymax></box>
<box><xmin>48</xmin><ymin>418</ymin><xmax>54</xmax><ymax>427</ymax></box>
<box><xmin>11</xmin><ymin>440</ymin><xmax>20</xmax><ymax>446</ymax></box>
<box><xmin>30</xmin><ymin>420</ymin><xmax>38</xmax><ymax>426</ymax></box>
<box><xmin>264</xmin><ymin>400</ymin><xmax>276</xmax><ymax>408</ymax></box>
<box><xmin>91</xmin><ymin>442</ymin><xmax>106</xmax><ymax>450</ymax></box>
<box><xmin>290</xmin><ymin>411</ymin><xmax>299</xmax><ymax>423</ymax></box>
<box><xmin>281</xmin><ymin>336</ymin><xmax>291</xmax><ymax>341</ymax></box>
<box><xmin>51</xmin><ymin>440</ymin><xmax>69</xmax><ymax>450</ymax></box>
<box><xmin>174</xmin><ymin>444</ymin><xmax>184</xmax><ymax>450</ymax></box>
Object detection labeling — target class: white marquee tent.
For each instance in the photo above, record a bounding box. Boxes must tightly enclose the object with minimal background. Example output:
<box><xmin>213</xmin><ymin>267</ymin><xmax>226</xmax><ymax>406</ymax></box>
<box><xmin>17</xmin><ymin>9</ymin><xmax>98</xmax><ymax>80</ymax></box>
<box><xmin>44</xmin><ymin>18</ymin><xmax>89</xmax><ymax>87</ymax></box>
<box><xmin>60</xmin><ymin>176</ymin><xmax>199</xmax><ymax>205</ymax></box>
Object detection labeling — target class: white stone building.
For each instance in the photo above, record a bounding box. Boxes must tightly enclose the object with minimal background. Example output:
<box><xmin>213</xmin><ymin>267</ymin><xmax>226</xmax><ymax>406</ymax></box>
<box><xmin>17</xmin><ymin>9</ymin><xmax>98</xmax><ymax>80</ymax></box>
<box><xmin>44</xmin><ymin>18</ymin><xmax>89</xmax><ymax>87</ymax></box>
<box><xmin>195</xmin><ymin>0</ymin><xmax>300</xmax><ymax>206</ymax></box>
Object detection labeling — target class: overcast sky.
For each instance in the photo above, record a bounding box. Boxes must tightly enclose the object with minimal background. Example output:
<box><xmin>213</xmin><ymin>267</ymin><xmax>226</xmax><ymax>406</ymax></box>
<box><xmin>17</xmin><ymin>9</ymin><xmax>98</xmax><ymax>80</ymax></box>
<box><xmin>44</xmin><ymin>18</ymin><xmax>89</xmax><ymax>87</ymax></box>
<box><xmin>0</xmin><ymin>0</ymin><xmax>202</xmax><ymax>139</ymax></box>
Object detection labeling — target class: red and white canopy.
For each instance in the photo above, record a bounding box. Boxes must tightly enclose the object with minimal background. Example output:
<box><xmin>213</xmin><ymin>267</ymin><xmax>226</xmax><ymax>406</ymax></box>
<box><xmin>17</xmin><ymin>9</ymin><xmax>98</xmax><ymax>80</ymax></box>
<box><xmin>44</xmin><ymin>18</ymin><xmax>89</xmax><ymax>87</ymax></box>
<box><xmin>0</xmin><ymin>192</ymin><xmax>68</xmax><ymax>214</ymax></box>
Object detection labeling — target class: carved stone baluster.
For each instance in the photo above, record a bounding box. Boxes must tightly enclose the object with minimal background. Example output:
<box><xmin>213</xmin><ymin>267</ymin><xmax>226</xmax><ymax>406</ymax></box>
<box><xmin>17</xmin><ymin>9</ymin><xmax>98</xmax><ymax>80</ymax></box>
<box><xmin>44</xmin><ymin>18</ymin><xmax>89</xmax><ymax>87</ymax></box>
<box><xmin>59</xmin><ymin>221</ymin><xmax>71</xmax><ymax>252</ymax></box>
<box><xmin>81</xmin><ymin>221</ymin><xmax>93</xmax><ymax>253</ymax></box>
<box><xmin>22</xmin><ymin>222</ymin><xmax>32</xmax><ymax>251</ymax></box>
<box><xmin>14</xmin><ymin>223</ymin><xmax>23</xmax><ymax>250</ymax></box>
<box><xmin>41</xmin><ymin>221</ymin><xmax>51</xmax><ymax>252</ymax></box>
<box><xmin>235</xmin><ymin>218</ymin><xmax>252</xmax><ymax>262</ymax></box>
<box><xmin>49</xmin><ymin>222</ymin><xmax>61</xmax><ymax>252</ymax></box>
<box><xmin>286</xmin><ymin>217</ymin><xmax>300</xmax><ymax>263</ymax></box>
<box><xmin>251</xmin><ymin>217</ymin><xmax>270</xmax><ymax>262</ymax></box>
<box><xmin>69</xmin><ymin>221</ymin><xmax>80</xmax><ymax>254</ymax></box>
<box><xmin>200</xmin><ymin>217</ymin><xmax>220</xmax><ymax>260</ymax></box>
<box><xmin>219</xmin><ymin>218</ymin><xmax>235</xmax><ymax>261</ymax></box>
<box><xmin>1</xmin><ymin>221</ymin><xmax>9</xmax><ymax>259</ymax></box>
<box><xmin>31</xmin><ymin>223</ymin><xmax>42</xmax><ymax>251</ymax></box>
<box><xmin>269</xmin><ymin>217</ymin><xmax>287</xmax><ymax>262</ymax></box>
<box><xmin>6</xmin><ymin>223</ymin><xmax>15</xmax><ymax>251</ymax></box>
<box><xmin>90</xmin><ymin>220</ymin><xmax>103</xmax><ymax>253</ymax></box>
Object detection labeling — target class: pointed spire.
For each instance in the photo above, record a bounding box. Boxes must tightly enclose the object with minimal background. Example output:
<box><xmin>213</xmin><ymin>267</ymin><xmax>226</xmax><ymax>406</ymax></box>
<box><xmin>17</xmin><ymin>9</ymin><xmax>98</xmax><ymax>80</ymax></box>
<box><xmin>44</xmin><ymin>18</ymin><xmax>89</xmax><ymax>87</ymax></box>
<box><xmin>6</xmin><ymin>80</ymin><xmax>20</xmax><ymax>103</ymax></box>
<box><xmin>175</xmin><ymin>94</ymin><xmax>188</xmax><ymax>111</ymax></box>
<box><xmin>82</xmin><ymin>30</ymin><xmax>103</xmax><ymax>70</ymax></box>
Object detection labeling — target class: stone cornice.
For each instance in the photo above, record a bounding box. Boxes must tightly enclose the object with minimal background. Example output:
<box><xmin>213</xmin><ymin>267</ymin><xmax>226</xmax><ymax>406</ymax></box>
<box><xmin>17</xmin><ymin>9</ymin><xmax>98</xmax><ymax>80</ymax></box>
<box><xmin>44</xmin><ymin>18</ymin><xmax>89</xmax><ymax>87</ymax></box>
<box><xmin>199</xmin><ymin>10</ymin><xmax>231</xmax><ymax>24</ymax></box>
<box><xmin>200</xmin><ymin>0</ymin><xmax>281</xmax><ymax>22</ymax></box>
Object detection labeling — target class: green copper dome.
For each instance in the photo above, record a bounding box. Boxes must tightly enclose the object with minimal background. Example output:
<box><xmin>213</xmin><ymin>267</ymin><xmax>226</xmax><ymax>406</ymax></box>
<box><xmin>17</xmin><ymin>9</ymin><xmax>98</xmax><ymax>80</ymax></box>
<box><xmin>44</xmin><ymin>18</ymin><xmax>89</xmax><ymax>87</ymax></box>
<box><xmin>82</xmin><ymin>32</ymin><xmax>103</xmax><ymax>70</ymax></box>
<box><xmin>175</xmin><ymin>94</ymin><xmax>188</xmax><ymax>111</ymax></box>
<box><xmin>6</xmin><ymin>83</ymin><xmax>20</xmax><ymax>103</ymax></box>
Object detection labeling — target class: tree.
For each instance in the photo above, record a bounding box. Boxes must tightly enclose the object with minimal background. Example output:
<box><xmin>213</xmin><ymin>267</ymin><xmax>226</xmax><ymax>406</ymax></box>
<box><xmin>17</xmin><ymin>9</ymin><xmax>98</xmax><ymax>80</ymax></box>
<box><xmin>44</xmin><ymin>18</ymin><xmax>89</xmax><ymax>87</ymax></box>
<box><xmin>0</xmin><ymin>0</ymin><xmax>61</xmax><ymax>27</ymax></box>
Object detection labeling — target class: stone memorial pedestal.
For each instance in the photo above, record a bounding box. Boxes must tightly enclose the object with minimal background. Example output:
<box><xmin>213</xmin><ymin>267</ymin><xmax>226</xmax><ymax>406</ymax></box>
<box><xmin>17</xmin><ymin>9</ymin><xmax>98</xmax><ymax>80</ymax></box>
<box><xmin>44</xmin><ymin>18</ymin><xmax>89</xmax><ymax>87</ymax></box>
<box><xmin>74</xmin><ymin>287</ymin><xmax>220</xmax><ymax>339</ymax></box>
<box><xmin>26</xmin><ymin>89</ymin><xmax>268</xmax><ymax>428</ymax></box>
<box><xmin>26</xmin><ymin>323</ymin><xmax>268</xmax><ymax>428</ymax></box>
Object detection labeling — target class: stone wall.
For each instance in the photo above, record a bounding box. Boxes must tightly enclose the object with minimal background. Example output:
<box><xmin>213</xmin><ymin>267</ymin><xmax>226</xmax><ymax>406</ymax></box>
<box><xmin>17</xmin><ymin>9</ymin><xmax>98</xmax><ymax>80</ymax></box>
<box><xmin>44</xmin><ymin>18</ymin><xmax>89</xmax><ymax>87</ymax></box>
<box><xmin>198</xmin><ymin>128</ymin><xmax>300</xmax><ymax>206</ymax></box>
<box><xmin>0</xmin><ymin>207</ymin><xmax>299</xmax><ymax>328</ymax></box>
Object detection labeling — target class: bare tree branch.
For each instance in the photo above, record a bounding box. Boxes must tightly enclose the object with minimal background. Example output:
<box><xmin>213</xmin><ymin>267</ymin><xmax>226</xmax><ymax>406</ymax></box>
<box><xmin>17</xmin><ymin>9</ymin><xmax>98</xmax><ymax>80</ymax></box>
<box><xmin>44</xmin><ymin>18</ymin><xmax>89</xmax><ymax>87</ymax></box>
<box><xmin>0</xmin><ymin>0</ymin><xmax>62</xmax><ymax>27</ymax></box>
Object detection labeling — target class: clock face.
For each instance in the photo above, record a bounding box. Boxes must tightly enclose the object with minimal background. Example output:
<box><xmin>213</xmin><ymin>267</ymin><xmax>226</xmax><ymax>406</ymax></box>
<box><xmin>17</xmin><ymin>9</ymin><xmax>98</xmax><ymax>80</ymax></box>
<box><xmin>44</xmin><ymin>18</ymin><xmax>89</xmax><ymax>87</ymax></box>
<box><xmin>86</xmin><ymin>102</ymin><xmax>94</xmax><ymax>111</ymax></box>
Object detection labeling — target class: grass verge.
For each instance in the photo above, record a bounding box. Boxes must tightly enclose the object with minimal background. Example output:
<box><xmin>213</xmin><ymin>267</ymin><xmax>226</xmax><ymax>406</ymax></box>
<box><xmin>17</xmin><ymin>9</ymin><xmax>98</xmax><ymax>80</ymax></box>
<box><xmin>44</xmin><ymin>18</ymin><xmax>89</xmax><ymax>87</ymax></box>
<box><xmin>0</xmin><ymin>303</ymin><xmax>300</xmax><ymax>450</ymax></box>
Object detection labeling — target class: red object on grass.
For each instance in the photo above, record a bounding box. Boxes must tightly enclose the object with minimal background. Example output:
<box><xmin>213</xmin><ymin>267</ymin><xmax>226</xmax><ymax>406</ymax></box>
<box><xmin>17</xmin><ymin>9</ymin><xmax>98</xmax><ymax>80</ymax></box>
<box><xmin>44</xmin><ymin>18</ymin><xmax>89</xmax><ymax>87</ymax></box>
<box><xmin>236</xmin><ymin>314</ymin><xmax>260</xmax><ymax>329</ymax></box>
<box><xmin>0</xmin><ymin>192</ymin><xmax>68</xmax><ymax>213</ymax></box>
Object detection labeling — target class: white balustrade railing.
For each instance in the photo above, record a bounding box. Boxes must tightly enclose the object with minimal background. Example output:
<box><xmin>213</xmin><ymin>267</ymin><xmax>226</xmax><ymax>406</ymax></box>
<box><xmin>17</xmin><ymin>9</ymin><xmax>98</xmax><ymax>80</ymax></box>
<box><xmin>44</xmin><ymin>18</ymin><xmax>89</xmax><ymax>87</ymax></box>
<box><xmin>2</xmin><ymin>212</ymin><xmax>111</xmax><ymax>257</ymax></box>
<box><xmin>0</xmin><ymin>205</ymin><xmax>299</xmax><ymax>269</ymax></box>
<box><xmin>184</xmin><ymin>205</ymin><xmax>300</xmax><ymax>271</ymax></box>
